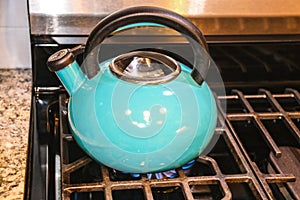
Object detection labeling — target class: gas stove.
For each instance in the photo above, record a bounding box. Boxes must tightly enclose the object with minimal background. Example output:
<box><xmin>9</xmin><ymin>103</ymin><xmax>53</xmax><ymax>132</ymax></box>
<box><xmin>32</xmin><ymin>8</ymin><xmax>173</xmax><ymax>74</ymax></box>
<box><xmin>26</xmin><ymin>1</ymin><xmax>300</xmax><ymax>200</ymax></box>
<box><xmin>25</xmin><ymin>42</ymin><xmax>300</xmax><ymax>200</ymax></box>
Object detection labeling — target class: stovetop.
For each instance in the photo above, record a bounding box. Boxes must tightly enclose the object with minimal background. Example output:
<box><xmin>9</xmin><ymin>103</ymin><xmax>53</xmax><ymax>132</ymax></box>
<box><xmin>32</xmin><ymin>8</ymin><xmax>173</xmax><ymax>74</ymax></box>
<box><xmin>25</xmin><ymin>42</ymin><xmax>300</xmax><ymax>200</ymax></box>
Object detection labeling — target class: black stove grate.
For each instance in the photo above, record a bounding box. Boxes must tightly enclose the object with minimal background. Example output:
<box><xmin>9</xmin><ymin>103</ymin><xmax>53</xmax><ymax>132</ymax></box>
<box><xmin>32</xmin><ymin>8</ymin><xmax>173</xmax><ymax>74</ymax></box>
<box><xmin>225</xmin><ymin>88</ymin><xmax>300</xmax><ymax>200</ymax></box>
<box><xmin>52</xmin><ymin>88</ymin><xmax>300</xmax><ymax>200</ymax></box>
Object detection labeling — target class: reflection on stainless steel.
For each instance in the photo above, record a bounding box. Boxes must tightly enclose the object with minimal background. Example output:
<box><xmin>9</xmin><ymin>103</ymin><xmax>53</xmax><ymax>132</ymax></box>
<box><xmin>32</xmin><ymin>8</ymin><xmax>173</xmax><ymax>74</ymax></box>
<box><xmin>110</xmin><ymin>51</ymin><xmax>181</xmax><ymax>85</ymax></box>
<box><xmin>29</xmin><ymin>0</ymin><xmax>300</xmax><ymax>35</ymax></box>
<box><xmin>29</xmin><ymin>0</ymin><xmax>300</xmax><ymax>16</ymax></box>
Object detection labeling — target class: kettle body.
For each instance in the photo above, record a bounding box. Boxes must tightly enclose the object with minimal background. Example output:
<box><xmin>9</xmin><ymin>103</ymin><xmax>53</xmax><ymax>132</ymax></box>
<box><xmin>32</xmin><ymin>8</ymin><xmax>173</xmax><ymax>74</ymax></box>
<box><xmin>47</xmin><ymin>6</ymin><xmax>219</xmax><ymax>173</ymax></box>
<box><xmin>67</xmin><ymin>58</ymin><xmax>217</xmax><ymax>173</ymax></box>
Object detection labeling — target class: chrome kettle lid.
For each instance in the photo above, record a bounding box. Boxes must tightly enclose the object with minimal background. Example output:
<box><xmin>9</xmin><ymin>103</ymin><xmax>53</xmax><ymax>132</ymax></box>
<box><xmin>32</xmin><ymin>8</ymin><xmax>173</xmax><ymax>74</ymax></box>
<box><xmin>110</xmin><ymin>51</ymin><xmax>181</xmax><ymax>85</ymax></box>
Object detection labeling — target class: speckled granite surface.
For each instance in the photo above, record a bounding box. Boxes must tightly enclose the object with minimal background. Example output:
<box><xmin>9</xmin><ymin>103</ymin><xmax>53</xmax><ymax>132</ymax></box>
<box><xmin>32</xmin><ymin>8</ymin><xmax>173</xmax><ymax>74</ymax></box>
<box><xmin>0</xmin><ymin>69</ymin><xmax>31</xmax><ymax>200</ymax></box>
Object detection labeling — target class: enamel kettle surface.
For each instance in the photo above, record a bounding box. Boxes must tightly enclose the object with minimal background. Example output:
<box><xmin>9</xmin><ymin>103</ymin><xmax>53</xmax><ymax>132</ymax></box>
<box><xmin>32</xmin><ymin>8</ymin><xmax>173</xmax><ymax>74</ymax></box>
<box><xmin>47</xmin><ymin>6</ymin><xmax>222</xmax><ymax>173</ymax></box>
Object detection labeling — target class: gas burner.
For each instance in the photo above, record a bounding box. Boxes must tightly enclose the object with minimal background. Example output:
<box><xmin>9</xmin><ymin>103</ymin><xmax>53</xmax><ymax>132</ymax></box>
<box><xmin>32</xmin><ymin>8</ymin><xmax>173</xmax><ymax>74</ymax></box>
<box><xmin>121</xmin><ymin>160</ymin><xmax>195</xmax><ymax>180</ymax></box>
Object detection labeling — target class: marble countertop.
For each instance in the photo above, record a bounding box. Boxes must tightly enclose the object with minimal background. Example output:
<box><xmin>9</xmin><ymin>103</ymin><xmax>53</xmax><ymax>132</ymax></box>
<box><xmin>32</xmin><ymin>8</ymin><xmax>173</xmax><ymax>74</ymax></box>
<box><xmin>0</xmin><ymin>69</ymin><xmax>31</xmax><ymax>200</ymax></box>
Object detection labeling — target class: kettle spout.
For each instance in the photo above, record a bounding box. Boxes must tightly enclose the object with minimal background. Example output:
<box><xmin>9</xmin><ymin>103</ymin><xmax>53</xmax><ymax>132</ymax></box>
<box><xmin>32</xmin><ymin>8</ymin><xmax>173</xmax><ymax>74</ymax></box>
<box><xmin>47</xmin><ymin>48</ymin><xmax>86</xmax><ymax>95</ymax></box>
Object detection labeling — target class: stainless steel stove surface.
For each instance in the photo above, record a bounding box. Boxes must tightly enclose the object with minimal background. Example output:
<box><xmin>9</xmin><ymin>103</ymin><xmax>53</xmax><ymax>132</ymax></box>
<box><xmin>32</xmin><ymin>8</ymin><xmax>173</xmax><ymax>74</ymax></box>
<box><xmin>25</xmin><ymin>39</ymin><xmax>300</xmax><ymax>199</ymax></box>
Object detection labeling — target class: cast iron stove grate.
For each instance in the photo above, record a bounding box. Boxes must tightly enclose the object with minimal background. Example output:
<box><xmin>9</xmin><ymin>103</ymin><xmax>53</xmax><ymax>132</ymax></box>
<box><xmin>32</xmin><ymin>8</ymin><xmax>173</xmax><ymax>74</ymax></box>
<box><xmin>48</xmin><ymin>87</ymin><xmax>300</xmax><ymax>200</ymax></box>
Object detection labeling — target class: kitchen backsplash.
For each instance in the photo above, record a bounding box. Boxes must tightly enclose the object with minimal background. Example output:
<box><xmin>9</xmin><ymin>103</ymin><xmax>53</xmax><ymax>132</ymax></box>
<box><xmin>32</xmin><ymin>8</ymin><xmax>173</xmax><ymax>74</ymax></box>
<box><xmin>0</xmin><ymin>0</ymin><xmax>31</xmax><ymax>68</ymax></box>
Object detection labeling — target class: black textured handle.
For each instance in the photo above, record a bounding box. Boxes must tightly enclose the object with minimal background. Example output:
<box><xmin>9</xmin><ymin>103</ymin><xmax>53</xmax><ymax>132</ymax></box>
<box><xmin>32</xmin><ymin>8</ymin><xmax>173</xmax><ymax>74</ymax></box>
<box><xmin>84</xmin><ymin>6</ymin><xmax>209</xmax><ymax>85</ymax></box>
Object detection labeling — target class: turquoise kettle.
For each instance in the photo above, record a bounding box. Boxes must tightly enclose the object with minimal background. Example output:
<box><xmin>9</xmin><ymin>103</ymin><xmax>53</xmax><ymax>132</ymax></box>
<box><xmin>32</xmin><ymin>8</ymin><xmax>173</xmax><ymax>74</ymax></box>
<box><xmin>47</xmin><ymin>6</ymin><xmax>218</xmax><ymax>173</ymax></box>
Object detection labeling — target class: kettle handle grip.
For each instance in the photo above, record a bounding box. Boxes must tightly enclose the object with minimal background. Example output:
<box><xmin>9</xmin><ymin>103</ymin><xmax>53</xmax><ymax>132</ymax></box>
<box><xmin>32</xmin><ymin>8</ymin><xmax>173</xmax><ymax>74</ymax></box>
<box><xmin>84</xmin><ymin>6</ymin><xmax>209</xmax><ymax>85</ymax></box>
